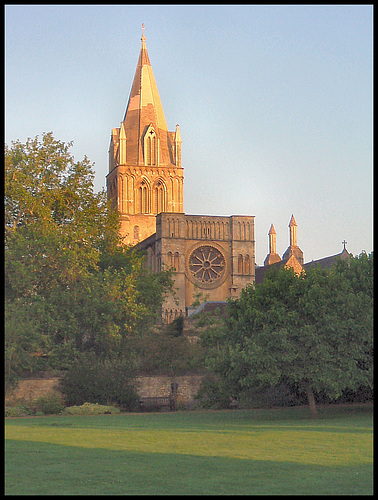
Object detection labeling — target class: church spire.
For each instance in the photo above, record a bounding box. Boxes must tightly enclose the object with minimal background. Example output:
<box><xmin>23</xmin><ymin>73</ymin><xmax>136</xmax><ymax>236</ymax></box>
<box><xmin>121</xmin><ymin>24</ymin><xmax>170</xmax><ymax>165</ymax></box>
<box><xmin>263</xmin><ymin>224</ymin><xmax>281</xmax><ymax>266</ymax></box>
<box><xmin>282</xmin><ymin>214</ymin><xmax>303</xmax><ymax>265</ymax></box>
<box><xmin>288</xmin><ymin>214</ymin><xmax>297</xmax><ymax>247</ymax></box>
<box><xmin>107</xmin><ymin>28</ymin><xmax>184</xmax><ymax>245</ymax></box>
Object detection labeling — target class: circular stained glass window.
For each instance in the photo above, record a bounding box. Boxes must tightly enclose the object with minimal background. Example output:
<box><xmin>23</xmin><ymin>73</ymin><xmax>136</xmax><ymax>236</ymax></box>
<box><xmin>189</xmin><ymin>245</ymin><xmax>226</xmax><ymax>284</ymax></box>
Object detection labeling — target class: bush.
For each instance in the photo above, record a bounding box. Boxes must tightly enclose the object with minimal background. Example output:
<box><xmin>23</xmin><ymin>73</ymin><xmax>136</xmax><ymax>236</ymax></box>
<box><xmin>59</xmin><ymin>353</ymin><xmax>139</xmax><ymax>411</ymax></box>
<box><xmin>196</xmin><ymin>373</ymin><xmax>235</xmax><ymax>409</ymax></box>
<box><xmin>64</xmin><ymin>402</ymin><xmax>120</xmax><ymax>415</ymax></box>
<box><xmin>33</xmin><ymin>393</ymin><xmax>65</xmax><ymax>415</ymax></box>
<box><xmin>237</xmin><ymin>383</ymin><xmax>305</xmax><ymax>409</ymax></box>
<box><xmin>5</xmin><ymin>393</ymin><xmax>65</xmax><ymax>417</ymax></box>
<box><xmin>5</xmin><ymin>402</ymin><xmax>34</xmax><ymax>418</ymax></box>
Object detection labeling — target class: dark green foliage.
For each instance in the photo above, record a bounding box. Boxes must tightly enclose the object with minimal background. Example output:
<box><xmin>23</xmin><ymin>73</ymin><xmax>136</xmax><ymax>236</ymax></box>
<box><xmin>5</xmin><ymin>133</ymin><xmax>174</xmax><ymax>382</ymax></box>
<box><xmin>164</xmin><ymin>315</ymin><xmax>184</xmax><ymax>337</ymax></box>
<box><xmin>195</xmin><ymin>373</ymin><xmax>237</xmax><ymax>409</ymax></box>
<box><xmin>33</xmin><ymin>393</ymin><xmax>65</xmax><ymax>415</ymax></box>
<box><xmin>201</xmin><ymin>255</ymin><xmax>373</xmax><ymax>416</ymax></box>
<box><xmin>125</xmin><ymin>327</ymin><xmax>204</xmax><ymax>376</ymax></box>
<box><xmin>5</xmin><ymin>393</ymin><xmax>65</xmax><ymax>416</ymax></box>
<box><xmin>59</xmin><ymin>353</ymin><xmax>139</xmax><ymax>411</ymax></box>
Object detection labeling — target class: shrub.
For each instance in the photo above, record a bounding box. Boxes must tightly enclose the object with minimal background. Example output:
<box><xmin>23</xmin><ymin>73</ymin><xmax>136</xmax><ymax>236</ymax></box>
<box><xmin>59</xmin><ymin>353</ymin><xmax>139</xmax><ymax>411</ymax></box>
<box><xmin>5</xmin><ymin>403</ymin><xmax>34</xmax><ymax>418</ymax></box>
<box><xmin>5</xmin><ymin>393</ymin><xmax>65</xmax><ymax>417</ymax></box>
<box><xmin>64</xmin><ymin>402</ymin><xmax>120</xmax><ymax>415</ymax></box>
<box><xmin>33</xmin><ymin>393</ymin><xmax>65</xmax><ymax>415</ymax></box>
<box><xmin>196</xmin><ymin>373</ymin><xmax>235</xmax><ymax>409</ymax></box>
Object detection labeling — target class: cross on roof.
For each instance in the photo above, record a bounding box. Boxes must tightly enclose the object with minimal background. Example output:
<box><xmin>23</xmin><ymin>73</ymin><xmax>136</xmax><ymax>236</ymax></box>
<box><xmin>342</xmin><ymin>240</ymin><xmax>347</xmax><ymax>250</ymax></box>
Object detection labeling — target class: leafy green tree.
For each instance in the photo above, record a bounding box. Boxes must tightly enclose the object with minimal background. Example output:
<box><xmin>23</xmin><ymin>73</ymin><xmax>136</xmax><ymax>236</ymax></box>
<box><xmin>202</xmin><ymin>260</ymin><xmax>373</xmax><ymax>418</ymax></box>
<box><xmin>5</xmin><ymin>133</ymin><xmax>174</xmax><ymax>384</ymax></box>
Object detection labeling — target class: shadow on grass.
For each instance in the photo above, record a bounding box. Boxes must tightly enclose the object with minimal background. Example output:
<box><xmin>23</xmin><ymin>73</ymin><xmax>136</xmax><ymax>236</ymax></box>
<box><xmin>5</xmin><ymin>440</ymin><xmax>373</xmax><ymax>496</ymax></box>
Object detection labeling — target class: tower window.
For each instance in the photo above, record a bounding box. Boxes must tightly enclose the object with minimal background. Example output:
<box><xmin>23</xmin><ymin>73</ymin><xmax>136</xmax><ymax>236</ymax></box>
<box><xmin>174</xmin><ymin>252</ymin><xmax>179</xmax><ymax>271</ymax></box>
<box><xmin>238</xmin><ymin>255</ymin><xmax>243</xmax><ymax>274</ymax></box>
<box><xmin>245</xmin><ymin>255</ymin><xmax>250</xmax><ymax>275</ymax></box>
<box><xmin>155</xmin><ymin>180</ymin><xmax>166</xmax><ymax>213</ymax></box>
<box><xmin>145</xmin><ymin>127</ymin><xmax>158</xmax><ymax>166</ymax></box>
<box><xmin>139</xmin><ymin>180</ymin><xmax>150</xmax><ymax>213</ymax></box>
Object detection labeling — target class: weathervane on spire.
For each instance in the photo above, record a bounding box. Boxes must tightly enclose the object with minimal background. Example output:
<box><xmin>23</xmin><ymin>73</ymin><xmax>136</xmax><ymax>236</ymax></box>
<box><xmin>141</xmin><ymin>23</ymin><xmax>146</xmax><ymax>42</ymax></box>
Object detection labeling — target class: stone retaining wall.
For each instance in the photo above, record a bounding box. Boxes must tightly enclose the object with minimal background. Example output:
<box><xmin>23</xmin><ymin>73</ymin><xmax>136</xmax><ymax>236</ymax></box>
<box><xmin>5</xmin><ymin>374</ymin><xmax>205</xmax><ymax>408</ymax></box>
<box><xmin>5</xmin><ymin>378</ymin><xmax>61</xmax><ymax>404</ymax></box>
<box><xmin>135</xmin><ymin>374</ymin><xmax>204</xmax><ymax>407</ymax></box>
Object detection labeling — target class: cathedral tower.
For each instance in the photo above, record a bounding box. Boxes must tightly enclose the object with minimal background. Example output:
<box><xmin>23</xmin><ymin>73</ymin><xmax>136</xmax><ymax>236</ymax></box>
<box><xmin>107</xmin><ymin>27</ymin><xmax>184</xmax><ymax>245</ymax></box>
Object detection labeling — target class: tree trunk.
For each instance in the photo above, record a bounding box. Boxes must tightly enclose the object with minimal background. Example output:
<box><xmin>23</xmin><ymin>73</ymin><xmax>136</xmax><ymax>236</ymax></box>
<box><xmin>306</xmin><ymin>385</ymin><xmax>318</xmax><ymax>419</ymax></box>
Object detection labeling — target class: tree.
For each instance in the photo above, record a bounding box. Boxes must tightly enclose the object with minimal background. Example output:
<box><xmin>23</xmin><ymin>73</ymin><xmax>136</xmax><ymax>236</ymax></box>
<box><xmin>202</xmin><ymin>260</ymin><xmax>373</xmax><ymax>418</ymax></box>
<box><xmin>5</xmin><ymin>133</ymin><xmax>174</xmax><ymax>384</ymax></box>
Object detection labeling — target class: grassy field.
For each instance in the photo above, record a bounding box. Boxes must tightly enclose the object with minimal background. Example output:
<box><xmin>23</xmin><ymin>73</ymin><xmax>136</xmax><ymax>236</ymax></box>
<box><xmin>5</xmin><ymin>404</ymin><xmax>373</xmax><ymax>495</ymax></box>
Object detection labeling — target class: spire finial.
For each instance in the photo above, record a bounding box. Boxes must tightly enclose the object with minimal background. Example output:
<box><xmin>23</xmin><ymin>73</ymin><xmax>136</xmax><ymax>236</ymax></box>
<box><xmin>141</xmin><ymin>23</ymin><xmax>146</xmax><ymax>43</ymax></box>
<box><xmin>342</xmin><ymin>240</ymin><xmax>347</xmax><ymax>250</ymax></box>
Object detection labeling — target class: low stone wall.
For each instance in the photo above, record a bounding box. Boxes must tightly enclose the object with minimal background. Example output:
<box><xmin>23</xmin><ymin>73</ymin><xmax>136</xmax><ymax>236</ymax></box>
<box><xmin>135</xmin><ymin>374</ymin><xmax>204</xmax><ymax>407</ymax></box>
<box><xmin>5</xmin><ymin>378</ymin><xmax>61</xmax><ymax>404</ymax></box>
<box><xmin>5</xmin><ymin>374</ymin><xmax>205</xmax><ymax>408</ymax></box>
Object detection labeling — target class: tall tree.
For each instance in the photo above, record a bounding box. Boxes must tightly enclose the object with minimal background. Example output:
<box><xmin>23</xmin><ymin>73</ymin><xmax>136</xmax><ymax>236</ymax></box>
<box><xmin>5</xmin><ymin>133</ymin><xmax>173</xmax><ymax>384</ymax></box>
<box><xmin>202</xmin><ymin>260</ymin><xmax>373</xmax><ymax>418</ymax></box>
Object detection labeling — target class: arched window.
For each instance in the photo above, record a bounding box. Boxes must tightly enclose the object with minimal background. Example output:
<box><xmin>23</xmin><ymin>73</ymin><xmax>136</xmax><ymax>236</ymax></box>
<box><xmin>167</xmin><ymin>252</ymin><xmax>173</xmax><ymax>269</ymax></box>
<box><xmin>134</xmin><ymin>225</ymin><xmax>140</xmax><ymax>241</ymax></box>
<box><xmin>238</xmin><ymin>255</ymin><xmax>244</xmax><ymax>274</ymax></box>
<box><xmin>245</xmin><ymin>255</ymin><xmax>250</xmax><ymax>275</ymax></box>
<box><xmin>139</xmin><ymin>180</ymin><xmax>149</xmax><ymax>213</ymax></box>
<box><xmin>155</xmin><ymin>180</ymin><xmax>166</xmax><ymax>213</ymax></box>
<box><xmin>174</xmin><ymin>252</ymin><xmax>179</xmax><ymax>271</ymax></box>
<box><xmin>144</xmin><ymin>126</ymin><xmax>158</xmax><ymax>166</ymax></box>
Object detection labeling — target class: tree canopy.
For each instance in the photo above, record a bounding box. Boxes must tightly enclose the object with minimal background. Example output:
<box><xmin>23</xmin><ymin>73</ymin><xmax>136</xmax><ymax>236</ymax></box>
<box><xmin>201</xmin><ymin>256</ymin><xmax>373</xmax><ymax>417</ymax></box>
<box><xmin>5</xmin><ymin>133</ymin><xmax>174</xmax><ymax>386</ymax></box>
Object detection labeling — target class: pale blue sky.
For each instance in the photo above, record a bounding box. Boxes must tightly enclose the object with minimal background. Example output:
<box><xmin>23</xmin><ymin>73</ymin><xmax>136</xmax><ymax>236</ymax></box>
<box><xmin>5</xmin><ymin>4</ymin><xmax>373</xmax><ymax>264</ymax></box>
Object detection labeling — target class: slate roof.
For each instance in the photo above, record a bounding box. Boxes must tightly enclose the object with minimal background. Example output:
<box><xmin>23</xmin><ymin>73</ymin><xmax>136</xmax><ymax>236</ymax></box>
<box><xmin>255</xmin><ymin>248</ymin><xmax>351</xmax><ymax>284</ymax></box>
<box><xmin>302</xmin><ymin>248</ymin><xmax>351</xmax><ymax>270</ymax></box>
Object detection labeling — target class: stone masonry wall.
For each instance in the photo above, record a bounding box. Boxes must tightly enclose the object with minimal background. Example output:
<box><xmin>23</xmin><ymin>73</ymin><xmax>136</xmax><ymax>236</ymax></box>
<box><xmin>135</xmin><ymin>374</ymin><xmax>204</xmax><ymax>407</ymax></box>
<box><xmin>5</xmin><ymin>378</ymin><xmax>61</xmax><ymax>404</ymax></box>
<box><xmin>5</xmin><ymin>374</ymin><xmax>204</xmax><ymax>408</ymax></box>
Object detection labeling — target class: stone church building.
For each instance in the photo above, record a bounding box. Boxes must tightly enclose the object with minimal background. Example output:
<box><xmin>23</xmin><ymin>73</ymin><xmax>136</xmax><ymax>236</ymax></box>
<box><xmin>107</xmin><ymin>30</ymin><xmax>349</xmax><ymax>322</ymax></box>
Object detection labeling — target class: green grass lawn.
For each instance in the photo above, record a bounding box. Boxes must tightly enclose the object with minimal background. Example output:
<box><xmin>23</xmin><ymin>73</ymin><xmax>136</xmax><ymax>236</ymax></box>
<box><xmin>5</xmin><ymin>404</ymin><xmax>373</xmax><ymax>495</ymax></box>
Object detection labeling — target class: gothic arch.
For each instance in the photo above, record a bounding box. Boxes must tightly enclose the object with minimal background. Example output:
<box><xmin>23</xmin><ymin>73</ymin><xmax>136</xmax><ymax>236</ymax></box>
<box><xmin>143</xmin><ymin>125</ymin><xmax>159</xmax><ymax>166</ymax></box>
<box><xmin>167</xmin><ymin>251</ymin><xmax>173</xmax><ymax>269</ymax></box>
<box><xmin>136</xmin><ymin>177</ymin><xmax>151</xmax><ymax>214</ymax></box>
<box><xmin>245</xmin><ymin>254</ymin><xmax>250</xmax><ymax>275</ymax></box>
<box><xmin>238</xmin><ymin>255</ymin><xmax>243</xmax><ymax>274</ymax></box>
<box><xmin>174</xmin><ymin>252</ymin><xmax>180</xmax><ymax>271</ymax></box>
<box><xmin>153</xmin><ymin>178</ymin><xmax>167</xmax><ymax>214</ymax></box>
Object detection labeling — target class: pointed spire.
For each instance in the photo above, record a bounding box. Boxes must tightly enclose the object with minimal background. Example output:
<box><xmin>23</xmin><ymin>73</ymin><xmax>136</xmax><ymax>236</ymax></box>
<box><xmin>289</xmin><ymin>214</ymin><xmax>297</xmax><ymax>247</ymax></box>
<box><xmin>174</xmin><ymin>124</ymin><xmax>182</xmax><ymax>167</ymax></box>
<box><xmin>121</xmin><ymin>28</ymin><xmax>170</xmax><ymax>165</ymax></box>
<box><xmin>282</xmin><ymin>214</ymin><xmax>303</xmax><ymax>265</ymax></box>
<box><xmin>268</xmin><ymin>224</ymin><xmax>277</xmax><ymax>254</ymax></box>
<box><xmin>264</xmin><ymin>224</ymin><xmax>281</xmax><ymax>266</ymax></box>
<box><xmin>175</xmin><ymin>124</ymin><xmax>181</xmax><ymax>143</ymax></box>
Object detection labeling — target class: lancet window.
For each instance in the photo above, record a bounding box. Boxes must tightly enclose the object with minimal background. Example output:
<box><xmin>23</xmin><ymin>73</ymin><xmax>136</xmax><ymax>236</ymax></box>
<box><xmin>155</xmin><ymin>180</ymin><xmax>166</xmax><ymax>214</ymax></box>
<box><xmin>138</xmin><ymin>179</ymin><xmax>150</xmax><ymax>213</ymax></box>
<box><xmin>144</xmin><ymin>126</ymin><xmax>158</xmax><ymax>166</ymax></box>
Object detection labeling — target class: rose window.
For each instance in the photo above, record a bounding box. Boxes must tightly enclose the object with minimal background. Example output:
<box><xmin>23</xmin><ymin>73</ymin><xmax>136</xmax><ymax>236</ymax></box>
<box><xmin>189</xmin><ymin>245</ymin><xmax>226</xmax><ymax>283</ymax></box>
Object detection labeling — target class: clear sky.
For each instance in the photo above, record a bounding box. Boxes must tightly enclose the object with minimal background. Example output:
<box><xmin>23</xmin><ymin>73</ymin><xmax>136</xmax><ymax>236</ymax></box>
<box><xmin>5</xmin><ymin>4</ymin><xmax>373</xmax><ymax>265</ymax></box>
